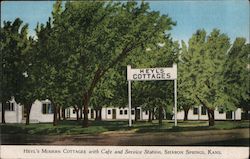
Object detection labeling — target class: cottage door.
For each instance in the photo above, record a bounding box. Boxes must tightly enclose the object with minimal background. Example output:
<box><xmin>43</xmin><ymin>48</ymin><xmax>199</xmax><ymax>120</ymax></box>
<box><xmin>112</xmin><ymin>109</ymin><xmax>116</xmax><ymax>119</ymax></box>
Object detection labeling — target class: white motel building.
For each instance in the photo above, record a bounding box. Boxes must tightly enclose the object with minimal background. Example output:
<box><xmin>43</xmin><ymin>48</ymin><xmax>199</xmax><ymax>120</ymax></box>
<box><xmin>0</xmin><ymin>98</ymin><xmax>243</xmax><ymax>123</ymax></box>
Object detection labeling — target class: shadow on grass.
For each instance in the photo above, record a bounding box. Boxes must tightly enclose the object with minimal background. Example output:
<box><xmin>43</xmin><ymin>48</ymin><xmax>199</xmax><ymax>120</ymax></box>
<box><xmin>1</xmin><ymin>120</ymin><xmax>249</xmax><ymax>135</ymax></box>
<box><xmin>135</xmin><ymin>120</ymin><xmax>250</xmax><ymax>133</ymax></box>
<box><xmin>135</xmin><ymin>125</ymin><xmax>218</xmax><ymax>133</ymax></box>
<box><xmin>0</xmin><ymin>120</ymin><xmax>130</xmax><ymax>135</ymax></box>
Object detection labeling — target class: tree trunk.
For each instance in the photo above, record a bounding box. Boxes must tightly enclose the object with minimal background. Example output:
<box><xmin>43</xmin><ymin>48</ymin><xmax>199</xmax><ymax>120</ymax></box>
<box><xmin>148</xmin><ymin>110</ymin><xmax>152</xmax><ymax>122</ymax></box>
<box><xmin>152</xmin><ymin>108</ymin><xmax>155</xmax><ymax>120</ymax></box>
<box><xmin>1</xmin><ymin>102</ymin><xmax>6</xmax><ymax>124</ymax></box>
<box><xmin>244</xmin><ymin>110</ymin><xmax>249</xmax><ymax>120</ymax></box>
<box><xmin>76</xmin><ymin>109</ymin><xmax>79</xmax><ymax>120</ymax></box>
<box><xmin>62</xmin><ymin>108</ymin><xmax>66</xmax><ymax>120</ymax></box>
<box><xmin>184</xmin><ymin>109</ymin><xmax>189</xmax><ymax>121</ymax></box>
<box><xmin>159</xmin><ymin>105</ymin><xmax>163</xmax><ymax>125</ymax></box>
<box><xmin>208</xmin><ymin>109</ymin><xmax>215</xmax><ymax>126</ymax></box>
<box><xmin>83</xmin><ymin>94</ymin><xmax>89</xmax><ymax>127</ymax></box>
<box><xmin>196</xmin><ymin>95</ymin><xmax>215</xmax><ymax>126</ymax></box>
<box><xmin>75</xmin><ymin>107</ymin><xmax>79</xmax><ymax>121</ymax></box>
<box><xmin>53</xmin><ymin>104</ymin><xmax>58</xmax><ymax>126</ymax></box>
<box><xmin>234</xmin><ymin>111</ymin><xmax>236</xmax><ymax>121</ymax></box>
<box><xmin>25</xmin><ymin>104</ymin><xmax>32</xmax><ymax>125</ymax></box>
<box><xmin>95</xmin><ymin>109</ymin><xmax>98</xmax><ymax>121</ymax></box>
<box><xmin>80</xmin><ymin>107</ymin><xmax>83</xmax><ymax>119</ymax></box>
<box><xmin>134</xmin><ymin>105</ymin><xmax>138</xmax><ymax>122</ymax></box>
<box><xmin>98</xmin><ymin>108</ymin><xmax>102</xmax><ymax>120</ymax></box>
<box><xmin>58</xmin><ymin>106</ymin><xmax>61</xmax><ymax>121</ymax></box>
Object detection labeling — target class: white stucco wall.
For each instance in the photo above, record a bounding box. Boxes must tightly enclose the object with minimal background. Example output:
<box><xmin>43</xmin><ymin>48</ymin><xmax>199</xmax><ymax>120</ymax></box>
<box><xmin>214</xmin><ymin>107</ymin><xmax>226</xmax><ymax>120</ymax></box>
<box><xmin>234</xmin><ymin>108</ymin><xmax>242</xmax><ymax>120</ymax></box>
<box><xmin>29</xmin><ymin>99</ymin><xmax>53</xmax><ymax>123</ymax></box>
<box><xmin>68</xmin><ymin>107</ymin><xmax>94</xmax><ymax>119</ymax></box>
<box><xmin>175</xmin><ymin>106</ymin><xmax>242</xmax><ymax>120</ymax></box>
<box><xmin>0</xmin><ymin>99</ymin><xmax>23</xmax><ymax>123</ymax></box>
<box><xmin>67</xmin><ymin>107</ymin><xmax>149</xmax><ymax>120</ymax></box>
<box><xmin>31</xmin><ymin>105</ymin><xmax>242</xmax><ymax>122</ymax></box>
<box><xmin>100</xmin><ymin>107</ymin><xmax>140</xmax><ymax>120</ymax></box>
<box><xmin>1</xmin><ymin>100</ymin><xmax>242</xmax><ymax>123</ymax></box>
<box><xmin>66</xmin><ymin>106</ymin><xmax>243</xmax><ymax>121</ymax></box>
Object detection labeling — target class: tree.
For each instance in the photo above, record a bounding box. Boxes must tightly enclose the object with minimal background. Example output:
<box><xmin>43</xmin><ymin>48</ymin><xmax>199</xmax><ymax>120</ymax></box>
<box><xmin>90</xmin><ymin>68</ymin><xmax>119</xmax><ymax>121</ymax></box>
<box><xmin>180</xmin><ymin>29</ymin><xmax>231</xmax><ymax>126</ymax></box>
<box><xmin>34</xmin><ymin>1</ymin><xmax>76</xmax><ymax>126</ymax></box>
<box><xmin>223</xmin><ymin>38</ymin><xmax>250</xmax><ymax>118</ymax></box>
<box><xmin>15</xmin><ymin>36</ymin><xmax>37</xmax><ymax>125</ymax></box>
<box><xmin>47</xmin><ymin>1</ymin><xmax>176</xmax><ymax>127</ymax></box>
<box><xmin>178</xmin><ymin>41</ymin><xmax>196</xmax><ymax>121</ymax></box>
<box><xmin>0</xmin><ymin>18</ymin><xmax>33</xmax><ymax>124</ymax></box>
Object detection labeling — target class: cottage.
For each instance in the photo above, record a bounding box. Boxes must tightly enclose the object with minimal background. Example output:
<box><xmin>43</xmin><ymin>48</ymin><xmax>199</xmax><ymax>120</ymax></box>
<box><xmin>67</xmin><ymin>107</ymin><xmax>149</xmax><ymax>120</ymax></box>
<box><xmin>0</xmin><ymin>99</ymin><xmax>243</xmax><ymax>123</ymax></box>
<box><xmin>66</xmin><ymin>106</ymin><xmax>242</xmax><ymax>121</ymax></box>
<box><xmin>175</xmin><ymin>105</ymin><xmax>242</xmax><ymax>120</ymax></box>
<box><xmin>0</xmin><ymin>98</ymin><xmax>22</xmax><ymax>123</ymax></box>
<box><xmin>0</xmin><ymin>99</ymin><xmax>54</xmax><ymax>123</ymax></box>
<box><xmin>29</xmin><ymin>99</ymin><xmax>54</xmax><ymax>123</ymax></box>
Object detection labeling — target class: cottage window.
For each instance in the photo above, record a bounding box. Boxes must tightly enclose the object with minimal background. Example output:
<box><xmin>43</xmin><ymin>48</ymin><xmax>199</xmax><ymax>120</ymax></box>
<box><xmin>6</xmin><ymin>102</ymin><xmax>15</xmax><ymax>111</ymax></box>
<box><xmin>218</xmin><ymin>108</ymin><xmax>224</xmax><ymax>114</ymax></box>
<box><xmin>131</xmin><ymin>110</ymin><xmax>135</xmax><ymax>115</ymax></box>
<box><xmin>120</xmin><ymin>110</ymin><xmax>123</xmax><ymax>115</ymax></box>
<box><xmin>201</xmin><ymin>106</ymin><xmax>206</xmax><ymax>115</ymax></box>
<box><xmin>42</xmin><ymin>103</ymin><xmax>53</xmax><ymax>114</ymax></box>
<box><xmin>73</xmin><ymin>110</ymin><xmax>76</xmax><ymax>114</ymax></box>
<box><xmin>108</xmin><ymin>110</ymin><xmax>111</xmax><ymax>114</ymax></box>
<box><xmin>145</xmin><ymin>111</ymin><xmax>148</xmax><ymax>115</ymax></box>
<box><xmin>124</xmin><ymin>110</ymin><xmax>128</xmax><ymax>115</ymax></box>
<box><xmin>193</xmin><ymin>107</ymin><xmax>198</xmax><ymax>115</ymax></box>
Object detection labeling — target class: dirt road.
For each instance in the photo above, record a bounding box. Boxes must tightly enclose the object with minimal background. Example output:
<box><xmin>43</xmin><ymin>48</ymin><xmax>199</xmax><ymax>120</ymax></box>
<box><xmin>1</xmin><ymin>128</ymin><xmax>249</xmax><ymax>146</ymax></box>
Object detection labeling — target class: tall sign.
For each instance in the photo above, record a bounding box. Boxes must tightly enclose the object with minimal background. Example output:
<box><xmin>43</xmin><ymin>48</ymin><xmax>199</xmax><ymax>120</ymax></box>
<box><xmin>127</xmin><ymin>64</ymin><xmax>178</xmax><ymax>126</ymax></box>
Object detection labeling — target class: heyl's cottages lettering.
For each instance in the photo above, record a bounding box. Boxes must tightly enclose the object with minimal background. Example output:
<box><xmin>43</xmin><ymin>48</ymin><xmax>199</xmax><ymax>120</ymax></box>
<box><xmin>132</xmin><ymin>68</ymin><xmax>171</xmax><ymax>80</ymax></box>
<box><xmin>127</xmin><ymin>64</ymin><xmax>177</xmax><ymax>81</ymax></box>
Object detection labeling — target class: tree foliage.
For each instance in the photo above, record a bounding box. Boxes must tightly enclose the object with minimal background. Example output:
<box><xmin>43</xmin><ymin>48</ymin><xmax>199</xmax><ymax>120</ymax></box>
<box><xmin>43</xmin><ymin>1</ymin><xmax>176</xmax><ymax>127</ymax></box>
<box><xmin>0</xmin><ymin>18</ymin><xmax>34</xmax><ymax>124</ymax></box>
<box><xmin>178</xmin><ymin>29</ymin><xmax>249</xmax><ymax>126</ymax></box>
<box><xmin>223</xmin><ymin>38</ymin><xmax>250</xmax><ymax>112</ymax></box>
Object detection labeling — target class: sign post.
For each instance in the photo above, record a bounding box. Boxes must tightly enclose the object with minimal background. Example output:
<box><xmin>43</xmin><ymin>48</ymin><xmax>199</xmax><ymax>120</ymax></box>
<box><xmin>127</xmin><ymin>64</ymin><xmax>178</xmax><ymax>127</ymax></box>
<box><xmin>127</xmin><ymin>66</ymin><xmax>132</xmax><ymax>127</ymax></box>
<box><xmin>174</xmin><ymin>79</ymin><xmax>177</xmax><ymax>126</ymax></box>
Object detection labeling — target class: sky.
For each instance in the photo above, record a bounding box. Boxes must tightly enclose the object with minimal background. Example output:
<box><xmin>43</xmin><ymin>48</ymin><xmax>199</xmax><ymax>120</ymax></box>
<box><xmin>1</xmin><ymin>0</ymin><xmax>249</xmax><ymax>43</ymax></box>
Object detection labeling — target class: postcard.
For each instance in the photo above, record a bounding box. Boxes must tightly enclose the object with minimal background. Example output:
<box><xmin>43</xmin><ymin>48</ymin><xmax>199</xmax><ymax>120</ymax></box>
<box><xmin>0</xmin><ymin>0</ymin><xmax>249</xmax><ymax>159</ymax></box>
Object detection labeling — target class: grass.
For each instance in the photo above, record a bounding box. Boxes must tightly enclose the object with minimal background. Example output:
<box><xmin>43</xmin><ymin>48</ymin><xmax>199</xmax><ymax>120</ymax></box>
<box><xmin>135</xmin><ymin>120</ymin><xmax>250</xmax><ymax>133</ymax></box>
<box><xmin>0</xmin><ymin>120</ymin><xmax>249</xmax><ymax>135</ymax></box>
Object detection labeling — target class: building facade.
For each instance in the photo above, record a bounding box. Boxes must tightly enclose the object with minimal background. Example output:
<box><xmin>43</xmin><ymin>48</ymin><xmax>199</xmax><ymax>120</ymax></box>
<box><xmin>0</xmin><ymin>99</ymin><xmax>243</xmax><ymax>123</ymax></box>
<box><xmin>67</xmin><ymin>105</ymin><xmax>242</xmax><ymax>121</ymax></box>
<box><xmin>67</xmin><ymin>107</ymin><xmax>149</xmax><ymax>120</ymax></box>
<box><xmin>0</xmin><ymin>98</ymin><xmax>23</xmax><ymax>123</ymax></box>
<box><xmin>175</xmin><ymin>106</ymin><xmax>242</xmax><ymax>120</ymax></box>
<box><xmin>29</xmin><ymin>99</ymin><xmax>54</xmax><ymax>123</ymax></box>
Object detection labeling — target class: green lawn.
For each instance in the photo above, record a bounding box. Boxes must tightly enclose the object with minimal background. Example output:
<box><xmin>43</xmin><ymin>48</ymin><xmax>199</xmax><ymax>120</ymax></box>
<box><xmin>0</xmin><ymin>120</ymin><xmax>249</xmax><ymax>135</ymax></box>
